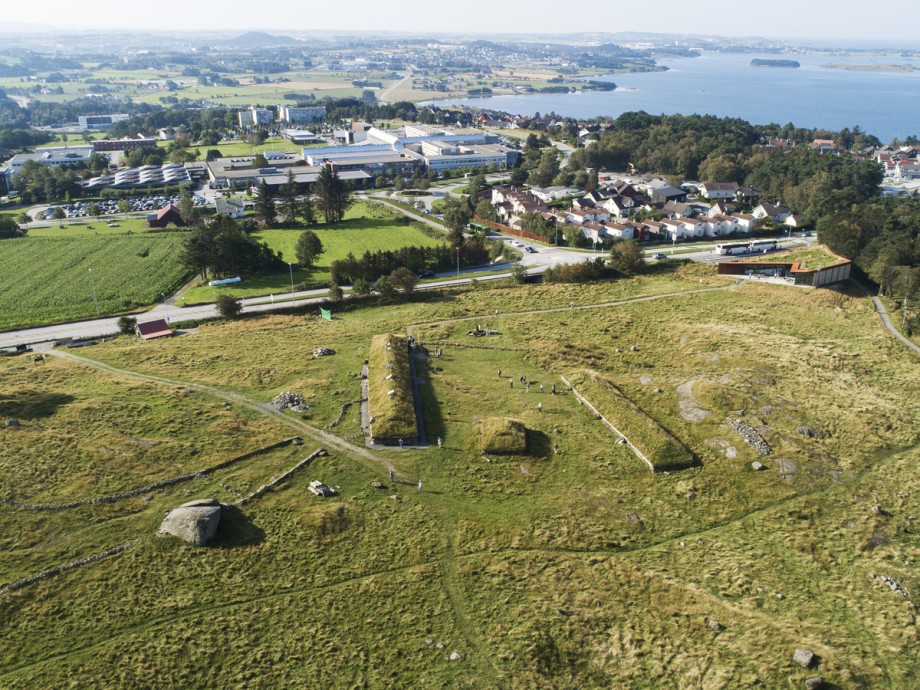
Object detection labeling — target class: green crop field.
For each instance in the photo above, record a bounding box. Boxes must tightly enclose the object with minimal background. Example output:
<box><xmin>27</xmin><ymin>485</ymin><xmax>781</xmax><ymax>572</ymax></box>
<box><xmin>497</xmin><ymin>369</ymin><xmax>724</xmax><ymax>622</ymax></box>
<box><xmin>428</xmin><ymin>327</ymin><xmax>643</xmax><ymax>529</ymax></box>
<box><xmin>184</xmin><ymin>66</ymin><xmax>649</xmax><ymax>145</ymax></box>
<box><xmin>0</xmin><ymin>234</ymin><xmax>190</xmax><ymax>331</ymax></box>
<box><xmin>181</xmin><ymin>203</ymin><xmax>444</xmax><ymax>304</ymax></box>
<box><xmin>1</xmin><ymin>265</ymin><xmax>918</xmax><ymax>687</ymax></box>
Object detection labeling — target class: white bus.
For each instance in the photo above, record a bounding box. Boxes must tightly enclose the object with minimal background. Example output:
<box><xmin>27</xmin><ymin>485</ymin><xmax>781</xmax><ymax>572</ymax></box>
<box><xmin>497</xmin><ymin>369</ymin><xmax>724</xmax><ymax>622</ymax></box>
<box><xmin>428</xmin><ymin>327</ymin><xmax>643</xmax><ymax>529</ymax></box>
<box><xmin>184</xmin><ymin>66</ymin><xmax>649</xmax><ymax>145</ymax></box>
<box><xmin>715</xmin><ymin>242</ymin><xmax>749</xmax><ymax>255</ymax></box>
<box><xmin>749</xmin><ymin>239</ymin><xmax>778</xmax><ymax>253</ymax></box>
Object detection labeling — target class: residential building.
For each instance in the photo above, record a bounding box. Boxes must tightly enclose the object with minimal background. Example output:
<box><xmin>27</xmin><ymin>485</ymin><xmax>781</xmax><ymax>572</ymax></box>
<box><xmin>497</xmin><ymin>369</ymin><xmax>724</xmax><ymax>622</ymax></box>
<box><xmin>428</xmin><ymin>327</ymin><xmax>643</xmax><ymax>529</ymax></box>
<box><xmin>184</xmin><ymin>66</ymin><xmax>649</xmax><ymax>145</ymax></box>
<box><xmin>78</xmin><ymin>114</ymin><xmax>129</xmax><ymax>131</ymax></box>
<box><xmin>238</xmin><ymin>107</ymin><xmax>274</xmax><ymax>127</ymax></box>
<box><xmin>752</xmin><ymin>203</ymin><xmax>793</xmax><ymax>222</ymax></box>
<box><xmin>699</xmin><ymin>181</ymin><xmax>740</xmax><ymax>200</ymax></box>
<box><xmin>278</xmin><ymin>106</ymin><xmax>326</xmax><ymax>124</ymax></box>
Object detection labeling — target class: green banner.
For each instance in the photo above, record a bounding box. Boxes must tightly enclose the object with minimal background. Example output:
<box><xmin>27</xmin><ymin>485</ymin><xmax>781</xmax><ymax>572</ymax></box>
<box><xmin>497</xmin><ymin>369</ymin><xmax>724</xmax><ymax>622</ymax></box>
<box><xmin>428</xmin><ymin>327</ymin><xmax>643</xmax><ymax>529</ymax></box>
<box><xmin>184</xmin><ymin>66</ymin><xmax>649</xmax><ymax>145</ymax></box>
<box><xmin>320</xmin><ymin>308</ymin><xmax>332</xmax><ymax>321</ymax></box>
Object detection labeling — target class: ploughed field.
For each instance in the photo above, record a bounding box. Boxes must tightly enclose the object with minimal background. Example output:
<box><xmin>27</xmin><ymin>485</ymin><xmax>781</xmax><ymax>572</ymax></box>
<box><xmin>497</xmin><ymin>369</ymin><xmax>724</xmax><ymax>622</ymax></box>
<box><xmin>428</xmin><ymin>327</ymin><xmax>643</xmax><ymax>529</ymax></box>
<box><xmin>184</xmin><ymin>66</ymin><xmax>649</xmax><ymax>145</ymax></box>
<box><xmin>1</xmin><ymin>264</ymin><xmax>918</xmax><ymax>688</ymax></box>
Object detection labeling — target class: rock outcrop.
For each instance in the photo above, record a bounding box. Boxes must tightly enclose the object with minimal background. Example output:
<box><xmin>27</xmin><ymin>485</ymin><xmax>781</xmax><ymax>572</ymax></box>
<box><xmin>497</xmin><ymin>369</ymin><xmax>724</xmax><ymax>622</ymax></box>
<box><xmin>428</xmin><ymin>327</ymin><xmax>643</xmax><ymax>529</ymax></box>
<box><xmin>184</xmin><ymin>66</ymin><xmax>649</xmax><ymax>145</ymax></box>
<box><xmin>159</xmin><ymin>499</ymin><xmax>222</xmax><ymax>546</ymax></box>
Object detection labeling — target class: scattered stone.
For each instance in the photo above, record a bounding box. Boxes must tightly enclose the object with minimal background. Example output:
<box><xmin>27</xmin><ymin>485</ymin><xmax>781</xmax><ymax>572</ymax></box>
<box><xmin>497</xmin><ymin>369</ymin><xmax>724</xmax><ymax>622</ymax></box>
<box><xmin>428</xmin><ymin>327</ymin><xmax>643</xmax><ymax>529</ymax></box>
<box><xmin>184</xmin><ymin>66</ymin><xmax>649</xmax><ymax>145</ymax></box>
<box><xmin>725</xmin><ymin>446</ymin><xmax>737</xmax><ymax>459</ymax></box>
<box><xmin>626</xmin><ymin>513</ymin><xmax>640</xmax><ymax>522</ymax></box>
<box><xmin>871</xmin><ymin>505</ymin><xmax>891</xmax><ymax>517</ymax></box>
<box><xmin>679</xmin><ymin>541</ymin><xmax>685</xmax><ymax>547</ymax></box>
<box><xmin>752</xmin><ymin>461</ymin><xmax>766</xmax><ymax>471</ymax></box>
<box><xmin>725</xmin><ymin>418</ymin><xmax>772</xmax><ymax>455</ymax></box>
<box><xmin>556</xmin><ymin>609</ymin><xmax>572</xmax><ymax>617</ymax></box>
<box><xmin>158</xmin><ymin>499</ymin><xmax>222</xmax><ymax>546</ymax></box>
<box><xmin>629</xmin><ymin>345</ymin><xmax>638</xmax><ymax>352</ymax></box>
<box><xmin>707</xmin><ymin>619</ymin><xmax>724</xmax><ymax>632</ymax></box>
<box><xmin>873</xmin><ymin>573</ymin><xmax>910</xmax><ymax>598</ymax></box>
<box><xmin>615</xmin><ymin>348</ymin><xmax>621</xmax><ymax>353</ymax></box>
<box><xmin>794</xmin><ymin>648</ymin><xmax>816</xmax><ymax>668</ymax></box>
<box><xmin>313</xmin><ymin>347</ymin><xmax>335</xmax><ymax>357</ymax></box>
<box><xmin>425</xmin><ymin>638</ymin><xmax>433</xmax><ymax>646</ymax></box>
<box><xmin>389</xmin><ymin>495</ymin><xmax>401</xmax><ymax>502</ymax></box>
<box><xmin>371</xmin><ymin>480</ymin><xmax>386</xmax><ymax>489</ymax></box>
<box><xmin>436</xmin><ymin>642</ymin><xmax>444</xmax><ymax>649</ymax></box>
<box><xmin>653</xmin><ymin>387</ymin><xmax>662</xmax><ymax>393</ymax></box>
<box><xmin>804</xmin><ymin>677</ymin><xmax>826</xmax><ymax>690</ymax></box>
<box><xmin>292</xmin><ymin>436</ymin><xmax>303</xmax><ymax>446</ymax></box>
<box><xmin>271</xmin><ymin>391</ymin><xmax>305</xmax><ymax>410</ymax></box>
<box><xmin>142</xmin><ymin>495</ymin><xmax>153</xmax><ymax>502</ymax></box>
<box><xmin>797</xmin><ymin>426</ymin><xmax>816</xmax><ymax>438</ymax></box>
<box><xmin>639</xmin><ymin>375</ymin><xmax>653</xmax><ymax>385</ymax></box>
<box><xmin>4</xmin><ymin>419</ymin><xmax>20</xmax><ymax>428</ymax></box>
<box><xmin>776</xmin><ymin>592</ymin><xmax>785</xmax><ymax>600</ymax></box>
<box><xmin>449</xmin><ymin>651</ymin><xmax>461</xmax><ymax>661</ymax></box>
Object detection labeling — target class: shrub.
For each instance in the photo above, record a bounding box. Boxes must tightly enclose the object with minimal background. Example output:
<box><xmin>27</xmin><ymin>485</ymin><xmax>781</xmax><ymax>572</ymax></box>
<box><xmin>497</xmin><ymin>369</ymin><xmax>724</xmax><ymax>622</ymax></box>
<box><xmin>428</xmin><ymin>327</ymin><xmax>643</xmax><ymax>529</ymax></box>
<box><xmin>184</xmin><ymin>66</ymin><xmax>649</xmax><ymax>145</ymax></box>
<box><xmin>215</xmin><ymin>294</ymin><xmax>242</xmax><ymax>319</ymax></box>
<box><xmin>117</xmin><ymin>316</ymin><xmax>137</xmax><ymax>335</ymax></box>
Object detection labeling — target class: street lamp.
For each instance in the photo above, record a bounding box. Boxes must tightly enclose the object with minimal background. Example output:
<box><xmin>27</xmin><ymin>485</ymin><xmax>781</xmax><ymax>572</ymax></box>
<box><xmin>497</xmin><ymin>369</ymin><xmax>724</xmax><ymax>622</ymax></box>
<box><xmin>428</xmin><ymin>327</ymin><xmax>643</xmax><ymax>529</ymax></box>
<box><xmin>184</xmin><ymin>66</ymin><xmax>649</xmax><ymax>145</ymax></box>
<box><xmin>456</xmin><ymin>245</ymin><xmax>460</xmax><ymax>281</ymax></box>
<box><xmin>288</xmin><ymin>262</ymin><xmax>295</xmax><ymax>300</ymax></box>
<box><xmin>88</xmin><ymin>268</ymin><xmax>100</xmax><ymax>317</ymax></box>
<box><xmin>159</xmin><ymin>292</ymin><xmax>170</xmax><ymax>323</ymax></box>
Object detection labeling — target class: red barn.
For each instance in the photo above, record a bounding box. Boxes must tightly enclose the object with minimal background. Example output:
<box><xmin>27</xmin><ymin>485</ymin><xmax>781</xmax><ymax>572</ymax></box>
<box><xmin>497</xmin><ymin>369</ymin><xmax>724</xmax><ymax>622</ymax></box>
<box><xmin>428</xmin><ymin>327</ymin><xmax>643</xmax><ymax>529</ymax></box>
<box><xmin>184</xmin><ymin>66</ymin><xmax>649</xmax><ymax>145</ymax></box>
<box><xmin>147</xmin><ymin>204</ymin><xmax>186</xmax><ymax>228</ymax></box>
<box><xmin>135</xmin><ymin>319</ymin><xmax>173</xmax><ymax>340</ymax></box>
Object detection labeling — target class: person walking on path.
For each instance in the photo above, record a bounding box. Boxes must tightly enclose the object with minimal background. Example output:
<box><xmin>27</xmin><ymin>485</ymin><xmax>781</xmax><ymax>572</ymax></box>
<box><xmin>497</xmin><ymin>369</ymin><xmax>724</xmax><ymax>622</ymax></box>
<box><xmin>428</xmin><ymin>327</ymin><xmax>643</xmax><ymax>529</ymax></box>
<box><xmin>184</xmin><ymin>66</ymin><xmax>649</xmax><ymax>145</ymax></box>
<box><xmin>437</xmin><ymin>436</ymin><xmax>442</xmax><ymax>448</ymax></box>
<box><xmin>537</xmin><ymin>402</ymin><xmax>542</xmax><ymax>412</ymax></box>
<box><xmin>509</xmin><ymin>378</ymin><xmax>514</xmax><ymax>388</ymax></box>
<box><xmin>389</xmin><ymin>470</ymin><xmax>394</xmax><ymax>481</ymax></box>
<box><xmin>498</xmin><ymin>369</ymin><xmax>502</xmax><ymax>378</ymax></box>
<box><xmin>418</xmin><ymin>480</ymin><xmax>423</xmax><ymax>492</ymax></box>
<box><xmin>539</xmin><ymin>384</ymin><xmax>544</xmax><ymax>393</ymax></box>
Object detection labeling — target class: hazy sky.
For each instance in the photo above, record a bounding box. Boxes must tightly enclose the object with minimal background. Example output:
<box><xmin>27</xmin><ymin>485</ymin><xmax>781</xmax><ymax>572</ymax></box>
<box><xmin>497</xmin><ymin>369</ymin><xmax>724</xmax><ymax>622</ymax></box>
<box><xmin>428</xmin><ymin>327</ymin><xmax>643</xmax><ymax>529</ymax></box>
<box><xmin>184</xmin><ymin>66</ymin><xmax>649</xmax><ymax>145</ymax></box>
<box><xmin>2</xmin><ymin>0</ymin><xmax>918</xmax><ymax>43</ymax></box>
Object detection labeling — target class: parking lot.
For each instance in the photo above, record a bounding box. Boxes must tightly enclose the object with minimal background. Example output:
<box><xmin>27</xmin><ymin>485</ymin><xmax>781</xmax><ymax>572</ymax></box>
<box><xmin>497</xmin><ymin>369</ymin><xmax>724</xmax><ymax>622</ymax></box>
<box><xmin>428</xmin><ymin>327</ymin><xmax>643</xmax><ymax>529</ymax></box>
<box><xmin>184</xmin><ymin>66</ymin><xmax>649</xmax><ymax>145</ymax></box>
<box><xmin>34</xmin><ymin>193</ymin><xmax>208</xmax><ymax>220</ymax></box>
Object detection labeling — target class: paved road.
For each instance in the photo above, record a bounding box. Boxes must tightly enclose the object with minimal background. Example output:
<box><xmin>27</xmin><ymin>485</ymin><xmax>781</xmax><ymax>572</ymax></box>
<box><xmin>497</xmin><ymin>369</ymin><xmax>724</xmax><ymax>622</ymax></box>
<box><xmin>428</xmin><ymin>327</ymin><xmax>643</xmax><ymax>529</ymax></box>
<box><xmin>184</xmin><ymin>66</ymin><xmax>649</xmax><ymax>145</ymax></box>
<box><xmin>0</xmin><ymin>231</ymin><xmax>817</xmax><ymax>351</ymax></box>
<box><xmin>377</xmin><ymin>74</ymin><xmax>411</xmax><ymax>104</ymax></box>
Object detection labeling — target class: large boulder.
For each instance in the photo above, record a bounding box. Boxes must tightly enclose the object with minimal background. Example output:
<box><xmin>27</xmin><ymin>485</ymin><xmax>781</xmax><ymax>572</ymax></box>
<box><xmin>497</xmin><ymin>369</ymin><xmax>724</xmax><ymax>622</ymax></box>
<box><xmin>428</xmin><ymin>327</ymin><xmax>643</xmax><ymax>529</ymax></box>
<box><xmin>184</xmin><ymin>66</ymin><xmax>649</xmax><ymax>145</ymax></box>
<box><xmin>159</xmin><ymin>499</ymin><xmax>222</xmax><ymax>546</ymax></box>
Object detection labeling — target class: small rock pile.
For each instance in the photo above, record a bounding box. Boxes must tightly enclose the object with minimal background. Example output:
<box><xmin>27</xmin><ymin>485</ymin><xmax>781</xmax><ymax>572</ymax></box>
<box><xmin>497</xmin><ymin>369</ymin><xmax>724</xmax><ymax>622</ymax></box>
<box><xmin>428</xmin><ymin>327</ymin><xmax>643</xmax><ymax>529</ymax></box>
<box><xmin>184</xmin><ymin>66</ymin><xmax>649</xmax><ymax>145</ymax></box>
<box><xmin>272</xmin><ymin>391</ymin><xmax>305</xmax><ymax>410</ymax></box>
<box><xmin>313</xmin><ymin>347</ymin><xmax>335</xmax><ymax>357</ymax></box>
<box><xmin>725</xmin><ymin>418</ymin><xmax>772</xmax><ymax>455</ymax></box>
<box><xmin>873</xmin><ymin>573</ymin><xmax>910</xmax><ymax>598</ymax></box>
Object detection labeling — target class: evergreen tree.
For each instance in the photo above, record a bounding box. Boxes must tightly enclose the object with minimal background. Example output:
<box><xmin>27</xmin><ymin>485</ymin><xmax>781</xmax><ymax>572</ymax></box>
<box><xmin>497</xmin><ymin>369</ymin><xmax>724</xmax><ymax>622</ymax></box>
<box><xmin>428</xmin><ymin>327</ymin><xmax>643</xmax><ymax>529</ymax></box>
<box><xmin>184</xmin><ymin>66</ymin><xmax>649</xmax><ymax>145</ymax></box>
<box><xmin>314</xmin><ymin>167</ymin><xmax>353</xmax><ymax>223</ymax></box>
<box><xmin>280</xmin><ymin>171</ymin><xmax>299</xmax><ymax>225</ymax></box>
<box><xmin>254</xmin><ymin>180</ymin><xmax>277</xmax><ymax>227</ymax></box>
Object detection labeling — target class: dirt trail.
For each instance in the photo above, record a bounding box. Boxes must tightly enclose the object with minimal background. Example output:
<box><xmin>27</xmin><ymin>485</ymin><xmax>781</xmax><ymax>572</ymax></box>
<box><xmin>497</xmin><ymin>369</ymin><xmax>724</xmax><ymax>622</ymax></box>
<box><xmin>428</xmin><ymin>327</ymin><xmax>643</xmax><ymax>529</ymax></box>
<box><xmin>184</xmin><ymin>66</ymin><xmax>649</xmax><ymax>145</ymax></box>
<box><xmin>47</xmin><ymin>350</ymin><xmax>398</xmax><ymax>478</ymax></box>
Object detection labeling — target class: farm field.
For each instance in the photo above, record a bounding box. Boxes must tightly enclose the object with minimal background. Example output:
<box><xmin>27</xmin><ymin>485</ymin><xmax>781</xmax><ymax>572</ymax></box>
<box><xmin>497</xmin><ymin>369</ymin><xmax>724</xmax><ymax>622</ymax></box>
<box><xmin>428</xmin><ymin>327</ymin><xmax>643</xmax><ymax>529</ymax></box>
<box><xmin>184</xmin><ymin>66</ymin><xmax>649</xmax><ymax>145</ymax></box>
<box><xmin>181</xmin><ymin>203</ymin><xmax>444</xmax><ymax>304</ymax></box>
<box><xmin>0</xmin><ymin>234</ymin><xmax>190</xmax><ymax>331</ymax></box>
<box><xmin>1</xmin><ymin>267</ymin><xmax>918</xmax><ymax>687</ymax></box>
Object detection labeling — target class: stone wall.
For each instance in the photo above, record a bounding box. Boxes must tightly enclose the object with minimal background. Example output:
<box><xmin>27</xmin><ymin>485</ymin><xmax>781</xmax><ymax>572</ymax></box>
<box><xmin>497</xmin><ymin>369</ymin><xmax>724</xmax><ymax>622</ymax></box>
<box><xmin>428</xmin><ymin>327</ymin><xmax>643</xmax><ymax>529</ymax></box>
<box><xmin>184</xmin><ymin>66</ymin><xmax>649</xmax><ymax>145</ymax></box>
<box><xmin>1</xmin><ymin>437</ymin><xmax>300</xmax><ymax>511</ymax></box>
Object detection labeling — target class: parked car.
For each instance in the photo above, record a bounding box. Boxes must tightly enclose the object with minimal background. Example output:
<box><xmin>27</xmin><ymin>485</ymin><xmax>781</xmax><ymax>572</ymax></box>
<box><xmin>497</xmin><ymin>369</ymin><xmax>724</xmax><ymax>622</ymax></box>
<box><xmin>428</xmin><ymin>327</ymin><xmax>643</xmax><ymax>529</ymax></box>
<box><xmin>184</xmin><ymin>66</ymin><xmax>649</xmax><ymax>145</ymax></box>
<box><xmin>418</xmin><ymin>270</ymin><xmax>435</xmax><ymax>278</ymax></box>
<box><xmin>652</xmin><ymin>252</ymin><xmax>667</xmax><ymax>259</ymax></box>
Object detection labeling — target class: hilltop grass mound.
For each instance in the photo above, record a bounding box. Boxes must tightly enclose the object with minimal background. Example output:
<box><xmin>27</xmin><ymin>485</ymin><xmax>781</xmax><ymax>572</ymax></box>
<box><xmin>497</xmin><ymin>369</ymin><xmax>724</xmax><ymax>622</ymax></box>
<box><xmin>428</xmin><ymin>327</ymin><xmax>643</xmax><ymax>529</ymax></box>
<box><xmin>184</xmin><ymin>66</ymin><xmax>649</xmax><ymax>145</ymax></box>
<box><xmin>367</xmin><ymin>334</ymin><xmax>417</xmax><ymax>443</ymax></box>
<box><xmin>567</xmin><ymin>370</ymin><xmax>696</xmax><ymax>472</ymax></box>
<box><xmin>479</xmin><ymin>417</ymin><xmax>528</xmax><ymax>454</ymax></box>
<box><xmin>756</xmin><ymin>245</ymin><xmax>844</xmax><ymax>270</ymax></box>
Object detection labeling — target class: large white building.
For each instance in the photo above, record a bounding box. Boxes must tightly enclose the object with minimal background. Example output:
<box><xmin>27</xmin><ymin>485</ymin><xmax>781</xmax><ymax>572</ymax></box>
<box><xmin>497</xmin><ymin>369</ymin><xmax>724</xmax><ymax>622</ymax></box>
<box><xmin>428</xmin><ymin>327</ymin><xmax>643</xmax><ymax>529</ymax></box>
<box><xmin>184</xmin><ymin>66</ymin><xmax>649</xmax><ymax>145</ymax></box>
<box><xmin>238</xmin><ymin>107</ymin><xmax>274</xmax><ymax>127</ymax></box>
<box><xmin>278</xmin><ymin>106</ymin><xmax>326</xmax><ymax>124</ymax></box>
<box><xmin>78</xmin><ymin>114</ymin><xmax>130</xmax><ymax>131</ymax></box>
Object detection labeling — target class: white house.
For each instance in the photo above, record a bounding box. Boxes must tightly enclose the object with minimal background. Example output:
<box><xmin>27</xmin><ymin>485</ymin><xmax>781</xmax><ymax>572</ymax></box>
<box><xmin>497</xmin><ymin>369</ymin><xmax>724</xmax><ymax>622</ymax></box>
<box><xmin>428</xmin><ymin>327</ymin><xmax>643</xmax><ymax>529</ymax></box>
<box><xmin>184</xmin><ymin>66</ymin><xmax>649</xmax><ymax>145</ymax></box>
<box><xmin>752</xmin><ymin>203</ymin><xmax>792</xmax><ymax>222</ymax></box>
<box><xmin>699</xmin><ymin>182</ymin><xmax>740</xmax><ymax>200</ymax></box>
<box><xmin>530</xmin><ymin>185</ymin><xmax>580</xmax><ymax>202</ymax></box>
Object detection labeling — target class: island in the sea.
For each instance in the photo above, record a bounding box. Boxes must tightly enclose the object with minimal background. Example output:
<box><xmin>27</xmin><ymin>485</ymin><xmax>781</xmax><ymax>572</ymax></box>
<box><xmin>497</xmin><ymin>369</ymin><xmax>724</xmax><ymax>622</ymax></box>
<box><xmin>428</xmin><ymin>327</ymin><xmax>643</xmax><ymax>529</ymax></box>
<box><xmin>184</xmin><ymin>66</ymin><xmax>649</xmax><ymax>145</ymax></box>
<box><xmin>751</xmin><ymin>58</ymin><xmax>801</xmax><ymax>68</ymax></box>
<box><xmin>821</xmin><ymin>62</ymin><xmax>919</xmax><ymax>72</ymax></box>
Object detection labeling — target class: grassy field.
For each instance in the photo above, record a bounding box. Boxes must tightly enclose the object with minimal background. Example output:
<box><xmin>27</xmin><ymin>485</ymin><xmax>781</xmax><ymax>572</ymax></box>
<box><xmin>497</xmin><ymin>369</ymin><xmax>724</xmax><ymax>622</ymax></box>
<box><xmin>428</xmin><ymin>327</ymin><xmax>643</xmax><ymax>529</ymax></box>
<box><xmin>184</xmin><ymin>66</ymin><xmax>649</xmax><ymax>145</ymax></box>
<box><xmin>0</xmin><ymin>234</ymin><xmax>190</xmax><ymax>331</ymax></box>
<box><xmin>1</xmin><ymin>265</ymin><xmax>918</xmax><ymax>687</ymax></box>
<box><xmin>757</xmin><ymin>245</ymin><xmax>845</xmax><ymax>269</ymax></box>
<box><xmin>181</xmin><ymin>203</ymin><xmax>444</xmax><ymax>304</ymax></box>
